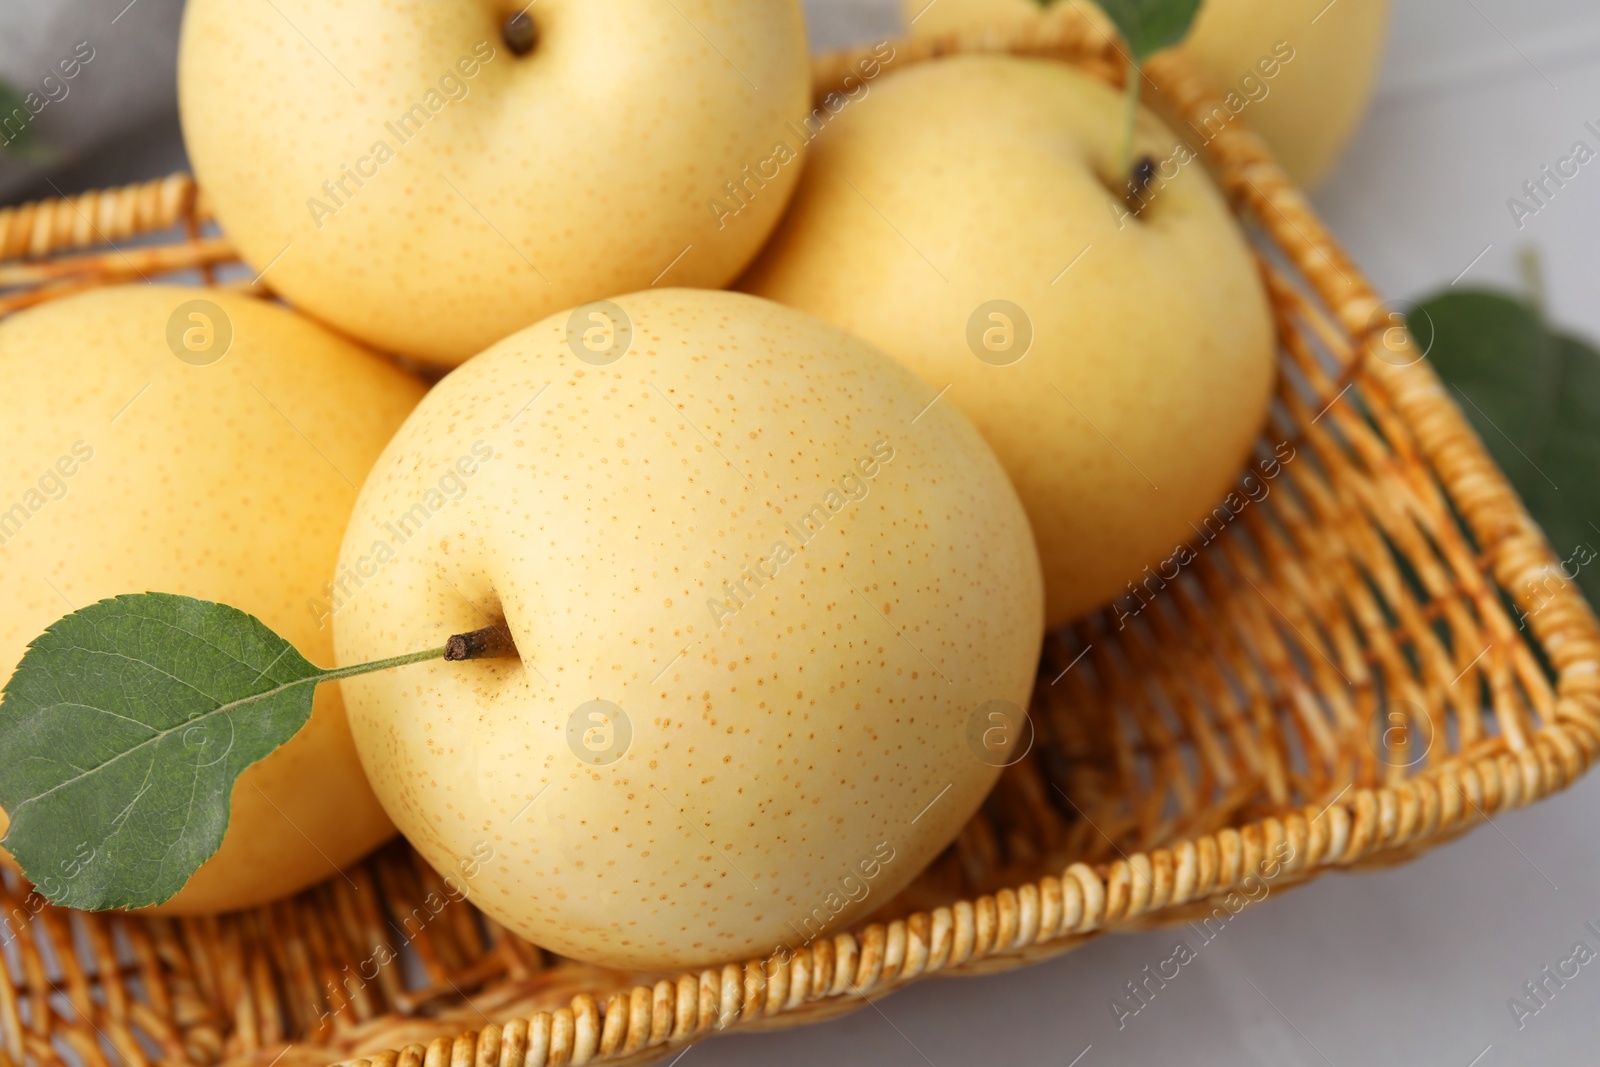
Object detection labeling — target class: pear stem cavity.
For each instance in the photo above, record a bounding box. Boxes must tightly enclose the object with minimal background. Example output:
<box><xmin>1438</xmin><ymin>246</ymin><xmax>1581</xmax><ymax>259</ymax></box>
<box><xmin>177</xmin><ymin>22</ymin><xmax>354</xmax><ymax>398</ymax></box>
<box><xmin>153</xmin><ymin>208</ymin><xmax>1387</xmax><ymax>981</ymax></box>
<box><xmin>503</xmin><ymin>12</ymin><xmax>537</xmax><ymax>57</ymax></box>
<box><xmin>1123</xmin><ymin>155</ymin><xmax>1158</xmax><ymax>217</ymax></box>
<box><xmin>445</xmin><ymin>624</ymin><xmax>519</xmax><ymax>662</ymax></box>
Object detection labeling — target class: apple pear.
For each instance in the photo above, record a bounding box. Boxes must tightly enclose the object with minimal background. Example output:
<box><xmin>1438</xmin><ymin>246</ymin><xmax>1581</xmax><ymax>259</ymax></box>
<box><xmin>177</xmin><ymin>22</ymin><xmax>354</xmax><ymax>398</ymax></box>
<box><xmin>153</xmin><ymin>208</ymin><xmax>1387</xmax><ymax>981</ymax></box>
<box><xmin>0</xmin><ymin>285</ymin><xmax>425</xmax><ymax>913</ymax></box>
<box><xmin>178</xmin><ymin>0</ymin><xmax>814</xmax><ymax>367</ymax></box>
<box><xmin>741</xmin><ymin>55</ymin><xmax>1276</xmax><ymax>628</ymax></box>
<box><xmin>332</xmin><ymin>288</ymin><xmax>1044</xmax><ymax>969</ymax></box>
<box><xmin>902</xmin><ymin>0</ymin><xmax>1389</xmax><ymax>187</ymax></box>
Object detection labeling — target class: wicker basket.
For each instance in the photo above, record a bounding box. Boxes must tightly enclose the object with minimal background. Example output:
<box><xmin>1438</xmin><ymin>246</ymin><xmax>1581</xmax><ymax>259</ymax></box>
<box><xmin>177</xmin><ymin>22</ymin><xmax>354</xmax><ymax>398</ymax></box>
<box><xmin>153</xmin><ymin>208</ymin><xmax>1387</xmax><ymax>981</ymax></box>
<box><xmin>3</xmin><ymin>12</ymin><xmax>1598</xmax><ymax>1067</ymax></box>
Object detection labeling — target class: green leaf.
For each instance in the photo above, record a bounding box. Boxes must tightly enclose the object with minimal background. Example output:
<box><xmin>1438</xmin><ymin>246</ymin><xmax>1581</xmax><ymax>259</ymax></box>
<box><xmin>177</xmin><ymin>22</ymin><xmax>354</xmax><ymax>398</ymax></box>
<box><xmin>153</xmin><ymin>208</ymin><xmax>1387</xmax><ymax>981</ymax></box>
<box><xmin>1037</xmin><ymin>0</ymin><xmax>1204</xmax><ymax>61</ymax></box>
<box><xmin>0</xmin><ymin>592</ymin><xmax>474</xmax><ymax>911</ymax></box>
<box><xmin>0</xmin><ymin>593</ymin><xmax>461</xmax><ymax>910</ymax></box>
<box><xmin>0</xmin><ymin>79</ymin><xmax>50</xmax><ymax>163</ymax></box>
<box><xmin>1409</xmin><ymin>288</ymin><xmax>1600</xmax><ymax>608</ymax></box>
<box><xmin>0</xmin><ymin>594</ymin><xmax>327</xmax><ymax>910</ymax></box>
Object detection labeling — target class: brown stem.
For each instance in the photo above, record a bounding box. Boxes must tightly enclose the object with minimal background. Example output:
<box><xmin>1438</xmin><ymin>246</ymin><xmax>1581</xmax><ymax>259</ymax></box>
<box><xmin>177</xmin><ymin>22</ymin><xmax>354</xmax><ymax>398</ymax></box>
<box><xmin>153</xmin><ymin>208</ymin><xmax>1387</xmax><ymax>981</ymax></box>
<box><xmin>1123</xmin><ymin>155</ymin><xmax>1158</xmax><ymax>217</ymax></box>
<box><xmin>502</xmin><ymin>12</ymin><xmax>537</xmax><ymax>57</ymax></box>
<box><xmin>445</xmin><ymin>625</ymin><xmax>518</xmax><ymax>662</ymax></box>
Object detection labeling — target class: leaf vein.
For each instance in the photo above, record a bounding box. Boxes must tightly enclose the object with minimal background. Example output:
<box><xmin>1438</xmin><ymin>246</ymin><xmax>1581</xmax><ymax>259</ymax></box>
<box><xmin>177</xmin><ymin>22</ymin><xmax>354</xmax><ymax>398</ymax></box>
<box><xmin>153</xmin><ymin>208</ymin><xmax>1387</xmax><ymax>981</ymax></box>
<box><xmin>9</xmin><ymin>674</ymin><xmax>322</xmax><ymax>811</ymax></box>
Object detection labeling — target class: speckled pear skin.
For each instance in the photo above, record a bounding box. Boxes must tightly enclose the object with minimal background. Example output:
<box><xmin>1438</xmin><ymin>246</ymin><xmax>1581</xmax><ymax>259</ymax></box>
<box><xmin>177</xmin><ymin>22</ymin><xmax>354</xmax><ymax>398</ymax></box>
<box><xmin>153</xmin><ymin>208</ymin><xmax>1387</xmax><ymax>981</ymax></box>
<box><xmin>178</xmin><ymin>0</ymin><xmax>813</xmax><ymax>367</ymax></box>
<box><xmin>0</xmin><ymin>285</ymin><xmax>426</xmax><ymax>914</ymax></box>
<box><xmin>332</xmin><ymin>288</ymin><xmax>1045</xmax><ymax>970</ymax></box>
<box><xmin>740</xmin><ymin>55</ymin><xmax>1277</xmax><ymax>629</ymax></box>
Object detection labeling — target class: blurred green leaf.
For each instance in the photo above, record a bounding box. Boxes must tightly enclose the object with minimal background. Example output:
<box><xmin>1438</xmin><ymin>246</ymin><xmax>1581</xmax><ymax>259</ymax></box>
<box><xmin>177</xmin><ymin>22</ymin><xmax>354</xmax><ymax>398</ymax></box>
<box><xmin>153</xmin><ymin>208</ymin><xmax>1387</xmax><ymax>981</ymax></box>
<box><xmin>1410</xmin><ymin>288</ymin><xmax>1600</xmax><ymax>608</ymax></box>
<box><xmin>1038</xmin><ymin>0</ymin><xmax>1204</xmax><ymax>61</ymax></box>
<box><xmin>0</xmin><ymin>78</ymin><xmax>51</xmax><ymax>163</ymax></box>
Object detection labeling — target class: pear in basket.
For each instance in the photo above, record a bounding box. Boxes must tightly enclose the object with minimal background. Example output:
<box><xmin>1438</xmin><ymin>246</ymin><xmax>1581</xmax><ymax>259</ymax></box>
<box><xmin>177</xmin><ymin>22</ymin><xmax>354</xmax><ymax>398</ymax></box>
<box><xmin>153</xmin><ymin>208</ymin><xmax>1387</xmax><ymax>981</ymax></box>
<box><xmin>331</xmin><ymin>289</ymin><xmax>1045</xmax><ymax>969</ymax></box>
<box><xmin>902</xmin><ymin>0</ymin><xmax>1389</xmax><ymax>188</ymax></box>
<box><xmin>0</xmin><ymin>285</ymin><xmax>424</xmax><ymax>913</ymax></box>
<box><xmin>177</xmin><ymin>0</ymin><xmax>813</xmax><ymax>367</ymax></box>
<box><xmin>742</xmin><ymin>55</ymin><xmax>1277</xmax><ymax>628</ymax></box>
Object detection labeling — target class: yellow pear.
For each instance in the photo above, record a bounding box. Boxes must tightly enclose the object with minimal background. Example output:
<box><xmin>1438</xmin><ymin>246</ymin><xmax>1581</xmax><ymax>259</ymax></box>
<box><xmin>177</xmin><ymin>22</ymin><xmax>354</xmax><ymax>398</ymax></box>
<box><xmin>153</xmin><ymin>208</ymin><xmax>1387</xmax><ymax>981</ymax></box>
<box><xmin>0</xmin><ymin>285</ymin><xmax>425</xmax><ymax>913</ymax></box>
<box><xmin>741</xmin><ymin>55</ymin><xmax>1276</xmax><ymax>628</ymax></box>
<box><xmin>902</xmin><ymin>0</ymin><xmax>1389</xmax><ymax>187</ymax></box>
<box><xmin>332</xmin><ymin>288</ymin><xmax>1044</xmax><ymax>969</ymax></box>
<box><xmin>179</xmin><ymin>0</ymin><xmax>813</xmax><ymax>367</ymax></box>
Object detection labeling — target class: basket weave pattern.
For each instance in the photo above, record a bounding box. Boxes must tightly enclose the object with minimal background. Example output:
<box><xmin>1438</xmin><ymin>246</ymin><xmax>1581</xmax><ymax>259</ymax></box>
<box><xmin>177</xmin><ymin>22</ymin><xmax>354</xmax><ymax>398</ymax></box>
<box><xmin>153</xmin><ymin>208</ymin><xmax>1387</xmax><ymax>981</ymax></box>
<box><xmin>2</xmin><ymin>14</ymin><xmax>1598</xmax><ymax>1067</ymax></box>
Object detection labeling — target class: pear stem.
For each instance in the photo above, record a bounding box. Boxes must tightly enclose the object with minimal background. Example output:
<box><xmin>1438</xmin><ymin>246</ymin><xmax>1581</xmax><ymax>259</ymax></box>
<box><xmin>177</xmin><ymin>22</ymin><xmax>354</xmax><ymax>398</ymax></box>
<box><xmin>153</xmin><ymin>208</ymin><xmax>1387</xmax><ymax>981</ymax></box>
<box><xmin>1518</xmin><ymin>246</ymin><xmax>1548</xmax><ymax>322</ymax></box>
<box><xmin>316</xmin><ymin>625</ymin><xmax>518</xmax><ymax>683</ymax></box>
<box><xmin>1118</xmin><ymin>61</ymin><xmax>1141</xmax><ymax>178</ymax></box>
<box><xmin>503</xmin><ymin>12</ymin><xmax>537</xmax><ymax>56</ymax></box>
<box><xmin>445</xmin><ymin>625</ymin><xmax>519</xmax><ymax>662</ymax></box>
<box><xmin>319</xmin><ymin>645</ymin><xmax>449</xmax><ymax>682</ymax></box>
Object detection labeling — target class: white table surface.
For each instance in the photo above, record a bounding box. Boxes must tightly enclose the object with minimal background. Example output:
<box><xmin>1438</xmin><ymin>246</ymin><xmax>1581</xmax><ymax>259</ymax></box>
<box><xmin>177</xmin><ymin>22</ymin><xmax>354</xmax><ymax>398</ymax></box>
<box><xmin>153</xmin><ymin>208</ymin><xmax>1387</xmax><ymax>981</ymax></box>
<box><xmin>9</xmin><ymin>1</ymin><xmax>1600</xmax><ymax>1064</ymax></box>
